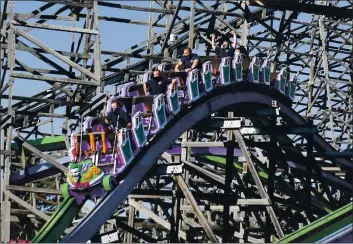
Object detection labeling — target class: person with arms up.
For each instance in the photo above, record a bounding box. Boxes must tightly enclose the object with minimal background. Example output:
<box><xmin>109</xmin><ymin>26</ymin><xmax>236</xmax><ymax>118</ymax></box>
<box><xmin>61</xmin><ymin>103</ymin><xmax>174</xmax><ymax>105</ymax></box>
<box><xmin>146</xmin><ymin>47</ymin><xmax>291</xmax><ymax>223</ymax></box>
<box><xmin>211</xmin><ymin>30</ymin><xmax>237</xmax><ymax>75</ymax></box>
<box><xmin>211</xmin><ymin>30</ymin><xmax>237</xmax><ymax>58</ymax></box>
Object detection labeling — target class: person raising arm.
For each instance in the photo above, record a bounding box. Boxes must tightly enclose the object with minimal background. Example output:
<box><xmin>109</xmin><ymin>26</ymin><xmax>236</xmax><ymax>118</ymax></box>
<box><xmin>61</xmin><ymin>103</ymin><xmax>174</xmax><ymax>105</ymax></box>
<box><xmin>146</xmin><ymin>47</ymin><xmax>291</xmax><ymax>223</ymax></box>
<box><xmin>211</xmin><ymin>30</ymin><xmax>237</xmax><ymax>58</ymax></box>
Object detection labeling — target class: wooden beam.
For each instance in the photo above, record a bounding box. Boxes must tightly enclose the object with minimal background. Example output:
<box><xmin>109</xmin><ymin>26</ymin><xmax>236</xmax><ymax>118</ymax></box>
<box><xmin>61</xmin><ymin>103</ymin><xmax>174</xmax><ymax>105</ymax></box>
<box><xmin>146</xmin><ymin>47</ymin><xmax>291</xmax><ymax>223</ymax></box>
<box><xmin>86</xmin><ymin>15</ymin><xmax>166</xmax><ymax>27</ymax></box>
<box><xmin>1</xmin><ymin>94</ymin><xmax>81</xmax><ymax>105</ymax></box>
<box><xmin>233</xmin><ymin>130</ymin><xmax>284</xmax><ymax>239</ymax></box>
<box><xmin>0</xmin><ymin>150</ymin><xmax>15</xmax><ymax>156</ymax></box>
<box><xmin>98</xmin><ymin>2</ymin><xmax>243</xmax><ymax>17</ymax></box>
<box><xmin>0</xmin><ymin>43</ymin><xmax>91</xmax><ymax>58</ymax></box>
<box><xmin>11</xmin><ymin>209</ymin><xmax>53</xmax><ymax>216</ymax></box>
<box><xmin>128</xmin><ymin>199</ymin><xmax>187</xmax><ymax>240</ymax></box>
<box><xmin>15</xmin><ymin>13</ymin><xmax>74</xmax><ymax>21</ymax></box>
<box><xmin>4</xmin><ymin>190</ymin><xmax>50</xmax><ymax>221</ymax></box>
<box><xmin>11</xmin><ymin>73</ymin><xmax>98</xmax><ymax>86</ymax></box>
<box><xmin>116</xmin><ymin>221</ymin><xmax>157</xmax><ymax>243</ymax></box>
<box><xmin>180</xmin><ymin>205</ymin><xmax>240</xmax><ymax>212</ymax></box>
<box><xmin>12</xmin><ymin>20</ymin><xmax>99</xmax><ymax>34</ymax></box>
<box><xmin>37</xmin><ymin>112</ymin><xmax>69</xmax><ymax>118</ymax></box>
<box><xmin>6</xmin><ymin>185</ymin><xmax>61</xmax><ymax>195</ymax></box>
<box><xmin>176</xmin><ymin>175</ymin><xmax>219</xmax><ymax>243</ymax></box>
<box><xmin>13</xmin><ymin>27</ymin><xmax>100</xmax><ymax>82</ymax></box>
<box><xmin>34</xmin><ymin>0</ymin><xmax>91</xmax><ymax>8</ymax></box>
<box><xmin>181</xmin><ymin>141</ymin><xmax>226</xmax><ymax>147</ymax></box>
<box><xmin>128</xmin><ymin>194</ymin><xmax>171</xmax><ymax>199</ymax></box>
<box><xmin>237</xmin><ymin>199</ymin><xmax>270</xmax><ymax>206</ymax></box>
<box><xmin>161</xmin><ymin>0</ymin><xmax>184</xmax><ymax>52</ymax></box>
<box><xmin>110</xmin><ymin>51</ymin><xmax>176</xmax><ymax>62</ymax></box>
<box><xmin>182</xmin><ymin>160</ymin><xmax>225</xmax><ymax>184</ymax></box>
<box><xmin>34</xmin><ymin>194</ymin><xmax>59</xmax><ymax>206</ymax></box>
<box><xmin>21</xmin><ymin>140</ymin><xmax>68</xmax><ymax>172</ymax></box>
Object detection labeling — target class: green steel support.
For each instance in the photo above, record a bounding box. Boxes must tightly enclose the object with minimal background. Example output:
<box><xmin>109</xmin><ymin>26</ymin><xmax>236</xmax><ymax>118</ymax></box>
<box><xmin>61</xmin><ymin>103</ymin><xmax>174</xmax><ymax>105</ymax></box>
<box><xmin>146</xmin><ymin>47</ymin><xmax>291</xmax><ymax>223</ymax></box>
<box><xmin>32</xmin><ymin>197</ymin><xmax>83</xmax><ymax>243</ymax></box>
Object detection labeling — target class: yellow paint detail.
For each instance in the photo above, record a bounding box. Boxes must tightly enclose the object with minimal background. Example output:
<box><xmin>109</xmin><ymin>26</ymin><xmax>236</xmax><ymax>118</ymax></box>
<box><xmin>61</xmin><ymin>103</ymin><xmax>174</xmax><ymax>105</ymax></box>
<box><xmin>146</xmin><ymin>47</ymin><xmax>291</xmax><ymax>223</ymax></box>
<box><xmin>84</xmin><ymin>170</ymin><xmax>93</xmax><ymax>180</ymax></box>
<box><xmin>92</xmin><ymin>167</ymin><xmax>100</xmax><ymax>175</ymax></box>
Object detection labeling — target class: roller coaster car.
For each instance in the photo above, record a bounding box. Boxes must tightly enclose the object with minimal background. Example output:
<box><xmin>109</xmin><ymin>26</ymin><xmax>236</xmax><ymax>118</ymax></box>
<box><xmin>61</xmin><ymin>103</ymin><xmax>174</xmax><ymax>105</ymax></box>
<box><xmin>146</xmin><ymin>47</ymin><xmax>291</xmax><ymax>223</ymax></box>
<box><xmin>274</xmin><ymin>67</ymin><xmax>288</xmax><ymax>94</ymax></box>
<box><xmin>66</xmin><ymin>158</ymin><xmax>105</xmax><ymax>190</ymax></box>
<box><xmin>218</xmin><ymin>57</ymin><xmax>231</xmax><ymax>85</ymax></box>
<box><xmin>157</xmin><ymin>62</ymin><xmax>184</xmax><ymax>89</ymax></box>
<box><xmin>260</xmin><ymin>58</ymin><xmax>272</xmax><ymax>86</ymax></box>
<box><xmin>131</xmin><ymin>111</ymin><xmax>148</xmax><ymax>148</ymax></box>
<box><xmin>142</xmin><ymin>71</ymin><xmax>152</xmax><ymax>93</ymax></box>
<box><xmin>157</xmin><ymin>62</ymin><xmax>171</xmax><ymax>72</ymax></box>
<box><xmin>166</xmin><ymin>87</ymin><xmax>181</xmax><ymax>115</ymax></box>
<box><xmin>248</xmin><ymin>57</ymin><xmax>260</xmax><ymax>83</ymax></box>
<box><xmin>64</xmin><ymin>100</ymin><xmax>137</xmax><ymax>199</ymax></box>
<box><xmin>185</xmin><ymin>69</ymin><xmax>201</xmax><ymax>103</ymax></box>
<box><xmin>155</xmin><ymin>62</ymin><xmax>201</xmax><ymax>104</ymax></box>
<box><xmin>120</xmin><ymin>82</ymin><xmax>145</xmax><ymax>97</ymax></box>
<box><xmin>67</xmin><ymin>121</ymin><xmax>131</xmax><ymax>168</ymax></box>
<box><xmin>143</xmin><ymin>64</ymin><xmax>179</xmax><ymax>88</ymax></box>
<box><xmin>286</xmin><ymin>75</ymin><xmax>297</xmax><ymax>101</ymax></box>
<box><xmin>113</xmin><ymin>94</ymin><xmax>167</xmax><ymax>135</ymax></box>
<box><xmin>233</xmin><ymin>53</ymin><xmax>243</xmax><ymax>82</ymax></box>
<box><xmin>158</xmin><ymin>61</ymin><xmax>213</xmax><ymax>105</ymax></box>
<box><xmin>61</xmin><ymin>156</ymin><xmax>116</xmax><ymax>203</ymax></box>
<box><xmin>201</xmin><ymin>61</ymin><xmax>214</xmax><ymax>92</ymax></box>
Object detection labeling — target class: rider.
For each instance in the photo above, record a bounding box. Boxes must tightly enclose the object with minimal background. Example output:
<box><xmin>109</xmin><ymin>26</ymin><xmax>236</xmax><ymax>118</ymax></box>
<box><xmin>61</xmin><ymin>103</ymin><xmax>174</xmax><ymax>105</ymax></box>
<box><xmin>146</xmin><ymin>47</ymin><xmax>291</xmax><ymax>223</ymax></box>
<box><xmin>175</xmin><ymin>47</ymin><xmax>202</xmax><ymax>85</ymax></box>
<box><xmin>105</xmin><ymin>99</ymin><xmax>131</xmax><ymax>133</ymax></box>
<box><xmin>211</xmin><ymin>30</ymin><xmax>237</xmax><ymax>58</ymax></box>
<box><xmin>144</xmin><ymin>69</ymin><xmax>176</xmax><ymax>96</ymax></box>
<box><xmin>211</xmin><ymin>30</ymin><xmax>237</xmax><ymax>75</ymax></box>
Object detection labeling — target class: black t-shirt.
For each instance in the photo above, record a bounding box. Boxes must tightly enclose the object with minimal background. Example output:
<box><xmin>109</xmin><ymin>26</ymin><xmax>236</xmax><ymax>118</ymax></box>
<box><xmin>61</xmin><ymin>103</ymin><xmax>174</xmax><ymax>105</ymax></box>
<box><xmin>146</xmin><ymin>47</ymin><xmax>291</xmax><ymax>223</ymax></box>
<box><xmin>215</xmin><ymin>46</ymin><xmax>235</xmax><ymax>58</ymax></box>
<box><xmin>180</xmin><ymin>53</ymin><xmax>202</xmax><ymax>70</ymax></box>
<box><xmin>106</xmin><ymin>108</ymin><xmax>130</xmax><ymax>130</ymax></box>
<box><xmin>146</xmin><ymin>76</ymin><xmax>171</xmax><ymax>95</ymax></box>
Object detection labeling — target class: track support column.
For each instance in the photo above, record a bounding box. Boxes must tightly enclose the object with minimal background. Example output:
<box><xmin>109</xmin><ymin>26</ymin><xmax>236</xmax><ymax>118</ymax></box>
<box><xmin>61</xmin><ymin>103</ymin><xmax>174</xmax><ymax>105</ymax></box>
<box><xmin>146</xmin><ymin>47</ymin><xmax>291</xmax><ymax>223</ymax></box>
<box><xmin>188</xmin><ymin>0</ymin><xmax>196</xmax><ymax>48</ymax></box>
<box><xmin>180</xmin><ymin>132</ymin><xmax>190</xmax><ymax>233</ymax></box>
<box><xmin>223</xmin><ymin>141</ymin><xmax>235</xmax><ymax>242</ymax></box>
<box><xmin>170</xmin><ymin>178</ymin><xmax>180</xmax><ymax>243</ymax></box>
<box><xmin>223</xmin><ymin>112</ymin><xmax>235</xmax><ymax>242</ymax></box>
<box><xmin>176</xmin><ymin>175</ymin><xmax>218</xmax><ymax>243</ymax></box>
<box><xmin>265</xmin><ymin>111</ymin><xmax>277</xmax><ymax>242</ymax></box>
<box><xmin>305</xmin><ymin>119</ymin><xmax>313</xmax><ymax>219</ymax></box>
<box><xmin>1</xmin><ymin>2</ymin><xmax>15</xmax><ymax>241</ymax></box>
<box><xmin>234</xmin><ymin>130</ymin><xmax>284</xmax><ymax>239</ymax></box>
<box><xmin>124</xmin><ymin>202</ymin><xmax>135</xmax><ymax>243</ymax></box>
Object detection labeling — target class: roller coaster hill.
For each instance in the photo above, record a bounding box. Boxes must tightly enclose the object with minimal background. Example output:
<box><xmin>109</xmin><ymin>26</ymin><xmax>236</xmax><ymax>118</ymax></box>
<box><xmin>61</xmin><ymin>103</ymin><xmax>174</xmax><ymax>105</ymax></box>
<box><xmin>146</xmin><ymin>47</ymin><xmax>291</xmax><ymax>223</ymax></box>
<box><xmin>60</xmin><ymin>55</ymin><xmax>294</xmax><ymax>204</ymax></box>
<box><xmin>23</xmin><ymin>52</ymin><xmax>351</xmax><ymax>243</ymax></box>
